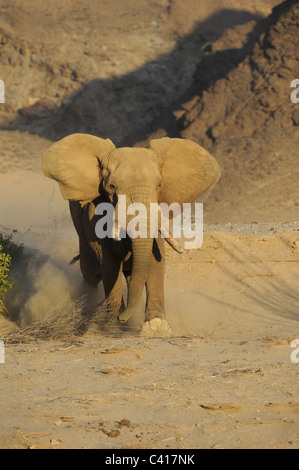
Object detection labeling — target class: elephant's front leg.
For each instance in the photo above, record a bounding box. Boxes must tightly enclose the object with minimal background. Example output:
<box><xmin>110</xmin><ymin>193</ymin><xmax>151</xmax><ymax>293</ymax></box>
<box><xmin>145</xmin><ymin>238</ymin><xmax>165</xmax><ymax>321</ymax></box>
<box><xmin>84</xmin><ymin>200</ymin><xmax>124</xmax><ymax>322</ymax></box>
<box><xmin>102</xmin><ymin>252</ymin><xmax>124</xmax><ymax>317</ymax></box>
<box><xmin>141</xmin><ymin>238</ymin><xmax>172</xmax><ymax>337</ymax></box>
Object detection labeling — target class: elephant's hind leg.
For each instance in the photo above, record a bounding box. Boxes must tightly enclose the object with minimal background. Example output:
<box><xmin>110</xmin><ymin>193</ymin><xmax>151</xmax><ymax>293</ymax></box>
<box><xmin>79</xmin><ymin>240</ymin><xmax>102</xmax><ymax>287</ymax></box>
<box><xmin>102</xmin><ymin>249</ymin><xmax>124</xmax><ymax>318</ymax></box>
<box><xmin>69</xmin><ymin>200</ymin><xmax>102</xmax><ymax>287</ymax></box>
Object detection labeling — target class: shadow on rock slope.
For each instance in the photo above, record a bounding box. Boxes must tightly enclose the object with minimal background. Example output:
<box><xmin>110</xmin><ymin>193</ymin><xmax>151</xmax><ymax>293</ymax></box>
<box><xmin>1</xmin><ymin>8</ymin><xmax>262</xmax><ymax>144</ymax></box>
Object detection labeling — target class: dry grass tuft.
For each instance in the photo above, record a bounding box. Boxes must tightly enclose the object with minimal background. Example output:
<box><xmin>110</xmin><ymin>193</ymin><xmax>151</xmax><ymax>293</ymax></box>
<box><xmin>1</xmin><ymin>295</ymin><xmax>123</xmax><ymax>343</ymax></box>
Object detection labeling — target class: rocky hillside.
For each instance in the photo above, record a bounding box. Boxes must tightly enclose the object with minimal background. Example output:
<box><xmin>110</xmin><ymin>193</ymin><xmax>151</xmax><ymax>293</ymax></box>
<box><xmin>132</xmin><ymin>0</ymin><xmax>299</xmax><ymax>223</ymax></box>
<box><xmin>0</xmin><ymin>0</ymin><xmax>277</xmax><ymax>144</ymax></box>
<box><xmin>198</xmin><ymin>0</ymin><xmax>299</xmax><ymax>223</ymax></box>
<box><xmin>157</xmin><ymin>0</ymin><xmax>298</xmax><ymax>223</ymax></box>
<box><xmin>180</xmin><ymin>0</ymin><xmax>299</xmax><ymax>147</ymax></box>
<box><xmin>0</xmin><ymin>0</ymin><xmax>297</xmax><ymax>224</ymax></box>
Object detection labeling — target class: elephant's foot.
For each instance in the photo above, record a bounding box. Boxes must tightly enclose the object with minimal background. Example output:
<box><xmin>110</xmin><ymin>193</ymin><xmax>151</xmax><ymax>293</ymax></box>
<box><xmin>118</xmin><ymin>308</ymin><xmax>135</xmax><ymax>324</ymax></box>
<box><xmin>145</xmin><ymin>310</ymin><xmax>165</xmax><ymax>322</ymax></box>
<box><xmin>139</xmin><ymin>318</ymin><xmax>172</xmax><ymax>338</ymax></box>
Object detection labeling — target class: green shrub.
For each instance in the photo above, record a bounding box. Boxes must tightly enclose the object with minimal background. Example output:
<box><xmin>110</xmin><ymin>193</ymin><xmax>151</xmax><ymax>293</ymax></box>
<box><xmin>0</xmin><ymin>232</ymin><xmax>25</xmax><ymax>315</ymax></box>
<box><xmin>0</xmin><ymin>231</ymin><xmax>24</xmax><ymax>263</ymax></box>
<box><xmin>0</xmin><ymin>246</ymin><xmax>13</xmax><ymax>314</ymax></box>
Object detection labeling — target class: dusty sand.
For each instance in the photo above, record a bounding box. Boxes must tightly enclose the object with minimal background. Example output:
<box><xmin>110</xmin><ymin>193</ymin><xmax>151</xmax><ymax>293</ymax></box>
<box><xmin>0</xmin><ymin>165</ymin><xmax>298</xmax><ymax>449</ymax></box>
<box><xmin>0</xmin><ymin>0</ymin><xmax>298</xmax><ymax>450</ymax></box>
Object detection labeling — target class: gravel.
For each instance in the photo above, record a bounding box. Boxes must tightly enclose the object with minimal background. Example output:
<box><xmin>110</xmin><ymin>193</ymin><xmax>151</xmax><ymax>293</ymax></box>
<box><xmin>204</xmin><ymin>221</ymin><xmax>299</xmax><ymax>234</ymax></box>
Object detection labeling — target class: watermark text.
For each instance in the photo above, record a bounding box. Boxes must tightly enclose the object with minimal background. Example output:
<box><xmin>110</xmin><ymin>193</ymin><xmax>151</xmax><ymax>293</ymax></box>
<box><xmin>290</xmin><ymin>339</ymin><xmax>299</xmax><ymax>364</ymax></box>
<box><xmin>0</xmin><ymin>80</ymin><xmax>4</xmax><ymax>104</ymax></box>
<box><xmin>290</xmin><ymin>79</ymin><xmax>299</xmax><ymax>104</ymax></box>
<box><xmin>95</xmin><ymin>195</ymin><xmax>203</xmax><ymax>250</ymax></box>
<box><xmin>0</xmin><ymin>340</ymin><xmax>4</xmax><ymax>363</ymax></box>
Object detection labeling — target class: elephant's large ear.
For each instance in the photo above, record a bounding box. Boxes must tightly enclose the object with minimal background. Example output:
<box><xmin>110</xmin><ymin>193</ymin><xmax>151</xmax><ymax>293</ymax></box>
<box><xmin>150</xmin><ymin>137</ymin><xmax>221</xmax><ymax>207</ymax></box>
<box><xmin>42</xmin><ymin>133</ymin><xmax>115</xmax><ymax>205</ymax></box>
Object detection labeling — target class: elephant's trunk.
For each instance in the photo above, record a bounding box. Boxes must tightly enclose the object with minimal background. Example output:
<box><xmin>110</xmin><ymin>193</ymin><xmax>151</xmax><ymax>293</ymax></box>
<box><xmin>121</xmin><ymin>236</ymin><xmax>153</xmax><ymax>321</ymax></box>
<box><xmin>113</xmin><ymin>196</ymin><xmax>184</xmax><ymax>254</ymax></box>
<box><xmin>116</xmin><ymin>189</ymin><xmax>184</xmax><ymax>323</ymax></box>
<box><xmin>117</xmin><ymin>191</ymin><xmax>154</xmax><ymax>323</ymax></box>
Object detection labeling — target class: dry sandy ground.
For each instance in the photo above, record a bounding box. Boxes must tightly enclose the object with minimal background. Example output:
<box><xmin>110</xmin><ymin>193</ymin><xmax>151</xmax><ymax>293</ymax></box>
<box><xmin>0</xmin><ymin>161</ymin><xmax>298</xmax><ymax>449</ymax></box>
<box><xmin>0</xmin><ymin>0</ymin><xmax>298</xmax><ymax>451</ymax></box>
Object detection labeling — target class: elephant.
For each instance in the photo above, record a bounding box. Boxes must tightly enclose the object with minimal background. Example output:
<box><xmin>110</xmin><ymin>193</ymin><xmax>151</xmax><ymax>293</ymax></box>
<box><xmin>42</xmin><ymin>134</ymin><xmax>220</xmax><ymax>334</ymax></box>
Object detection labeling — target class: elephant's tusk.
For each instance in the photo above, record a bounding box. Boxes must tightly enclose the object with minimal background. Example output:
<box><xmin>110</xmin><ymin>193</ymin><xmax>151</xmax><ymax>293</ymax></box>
<box><xmin>113</xmin><ymin>224</ymin><xmax>122</xmax><ymax>241</ymax></box>
<box><xmin>113</xmin><ymin>218</ymin><xmax>125</xmax><ymax>241</ymax></box>
<box><xmin>159</xmin><ymin>228</ymin><xmax>184</xmax><ymax>254</ymax></box>
<box><xmin>69</xmin><ymin>254</ymin><xmax>80</xmax><ymax>265</ymax></box>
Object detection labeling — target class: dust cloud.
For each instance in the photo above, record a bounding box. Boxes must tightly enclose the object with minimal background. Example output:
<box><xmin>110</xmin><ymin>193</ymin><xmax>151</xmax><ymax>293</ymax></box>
<box><xmin>165</xmin><ymin>285</ymin><xmax>203</xmax><ymax>337</ymax></box>
<box><xmin>0</xmin><ymin>167</ymin><xmax>202</xmax><ymax>336</ymax></box>
<box><xmin>0</xmin><ymin>169</ymin><xmax>105</xmax><ymax>332</ymax></box>
<box><xmin>6</xmin><ymin>238</ymin><xmax>205</xmax><ymax>337</ymax></box>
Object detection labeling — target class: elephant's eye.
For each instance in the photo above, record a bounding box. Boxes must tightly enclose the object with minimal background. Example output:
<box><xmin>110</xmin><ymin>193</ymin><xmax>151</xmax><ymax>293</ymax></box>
<box><xmin>109</xmin><ymin>183</ymin><xmax>117</xmax><ymax>191</ymax></box>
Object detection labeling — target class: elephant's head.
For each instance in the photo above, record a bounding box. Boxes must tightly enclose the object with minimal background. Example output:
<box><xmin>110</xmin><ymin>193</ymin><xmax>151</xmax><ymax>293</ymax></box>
<box><xmin>42</xmin><ymin>133</ymin><xmax>220</xmax><ymax>322</ymax></box>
